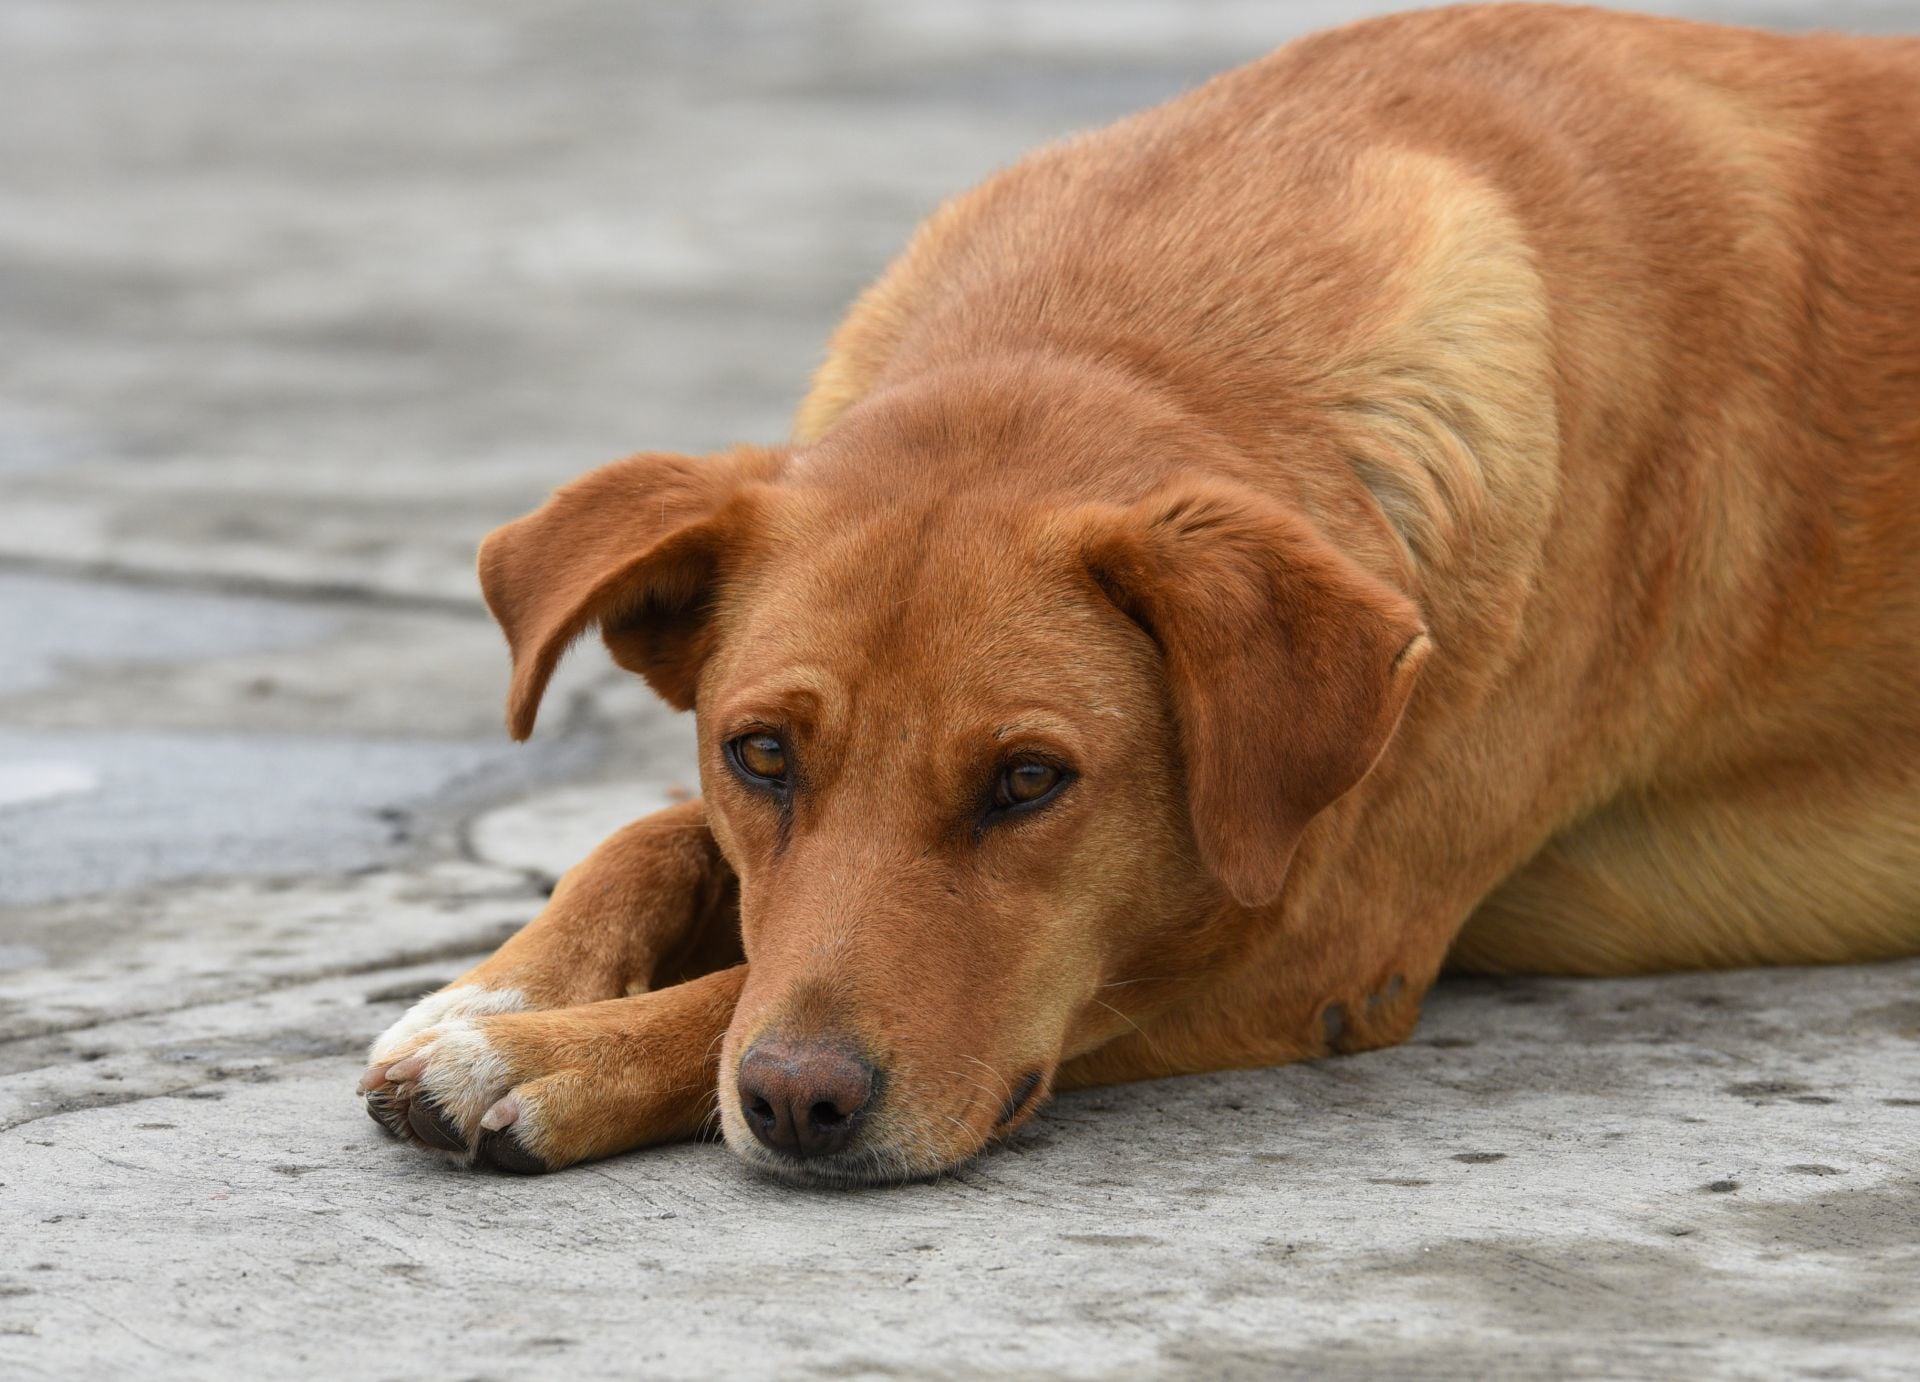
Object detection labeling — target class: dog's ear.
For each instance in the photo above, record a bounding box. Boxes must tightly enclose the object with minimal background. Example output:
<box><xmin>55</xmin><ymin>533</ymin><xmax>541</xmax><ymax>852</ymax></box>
<box><xmin>477</xmin><ymin>446</ymin><xmax>784</xmax><ymax>738</ymax></box>
<box><xmin>1080</xmin><ymin>479</ymin><xmax>1430</xmax><ymax>908</ymax></box>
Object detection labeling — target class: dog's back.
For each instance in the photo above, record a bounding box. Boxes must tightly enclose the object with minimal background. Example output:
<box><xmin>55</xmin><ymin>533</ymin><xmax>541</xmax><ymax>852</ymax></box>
<box><xmin>796</xmin><ymin>5</ymin><xmax>1920</xmax><ymax>975</ymax></box>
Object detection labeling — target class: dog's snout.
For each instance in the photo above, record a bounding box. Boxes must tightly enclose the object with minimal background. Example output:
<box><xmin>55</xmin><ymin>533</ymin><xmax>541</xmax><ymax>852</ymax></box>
<box><xmin>737</xmin><ymin>1039</ymin><xmax>876</xmax><ymax>1159</ymax></box>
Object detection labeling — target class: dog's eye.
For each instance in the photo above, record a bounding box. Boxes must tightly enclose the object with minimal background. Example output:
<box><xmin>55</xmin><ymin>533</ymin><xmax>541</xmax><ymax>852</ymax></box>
<box><xmin>994</xmin><ymin>760</ymin><xmax>1064</xmax><ymax>810</ymax></box>
<box><xmin>729</xmin><ymin>733</ymin><xmax>788</xmax><ymax>785</ymax></box>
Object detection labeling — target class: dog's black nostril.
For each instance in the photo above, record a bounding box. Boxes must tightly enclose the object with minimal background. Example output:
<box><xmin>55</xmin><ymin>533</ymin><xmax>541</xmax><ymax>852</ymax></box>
<box><xmin>737</xmin><ymin>1038</ymin><xmax>876</xmax><ymax>1160</ymax></box>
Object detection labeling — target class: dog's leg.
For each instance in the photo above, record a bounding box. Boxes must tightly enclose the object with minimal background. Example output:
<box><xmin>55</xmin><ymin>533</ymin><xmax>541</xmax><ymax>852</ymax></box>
<box><xmin>364</xmin><ymin>965</ymin><xmax>747</xmax><ymax>1172</ymax></box>
<box><xmin>359</xmin><ymin>798</ymin><xmax>739</xmax><ymax>1138</ymax></box>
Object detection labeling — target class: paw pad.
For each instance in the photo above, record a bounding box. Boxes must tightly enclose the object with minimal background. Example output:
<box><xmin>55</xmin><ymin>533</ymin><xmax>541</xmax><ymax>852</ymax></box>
<box><xmin>477</xmin><ymin>1127</ymin><xmax>548</xmax><ymax>1174</ymax></box>
<box><xmin>405</xmin><ymin>1096</ymin><xmax>468</xmax><ymax>1153</ymax></box>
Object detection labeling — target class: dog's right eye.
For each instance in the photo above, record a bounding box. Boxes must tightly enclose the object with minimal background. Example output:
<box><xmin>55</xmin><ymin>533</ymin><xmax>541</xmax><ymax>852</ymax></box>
<box><xmin>727</xmin><ymin>733</ymin><xmax>789</xmax><ymax>787</ymax></box>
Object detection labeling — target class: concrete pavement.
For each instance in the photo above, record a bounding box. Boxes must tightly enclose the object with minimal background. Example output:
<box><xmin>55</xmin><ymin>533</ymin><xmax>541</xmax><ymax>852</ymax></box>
<box><xmin>2</xmin><ymin>2</ymin><xmax>1916</xmax><ymax>1376</ymax></box>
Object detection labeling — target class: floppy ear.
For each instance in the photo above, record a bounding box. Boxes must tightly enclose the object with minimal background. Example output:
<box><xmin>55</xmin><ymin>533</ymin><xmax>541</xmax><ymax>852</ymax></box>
<box><xmin>476</xmin><ymin>446</ymin><xmax>784</xmax><ymax>739</ymax></box>
<box><xmin>1081</xmin><ymin>478</ymin><xmax>1430</xmax><ymax>908</ymax></box>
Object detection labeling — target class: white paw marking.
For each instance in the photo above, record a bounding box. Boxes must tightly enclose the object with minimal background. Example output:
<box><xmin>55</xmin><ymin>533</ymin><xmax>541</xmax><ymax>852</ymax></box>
<box><xmin>404</xmin><ymin>1020</ymin><xmax>551</xmax><ymax>1164</ymax></box>
<box><xmin>409</xmin><ymin>1019</ymin><xmax>513</xmax><ymax>1139</ymax></box>
<box><xmin>366</xmin><ymin>983</ymin><xmax>527</xmax><ymax>1069</ymax></box>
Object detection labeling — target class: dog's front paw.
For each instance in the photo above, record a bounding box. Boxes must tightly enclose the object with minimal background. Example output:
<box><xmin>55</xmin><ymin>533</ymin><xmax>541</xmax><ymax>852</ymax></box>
<box><xmin>359</xmin><ymin>985</ymin><xmax>538</xmax><ymax>1162</ymax></box>
<box><xmin>359</xmin><ymin>1013</ymin><xmax>555</xmax><ymax>1173</ymax></box>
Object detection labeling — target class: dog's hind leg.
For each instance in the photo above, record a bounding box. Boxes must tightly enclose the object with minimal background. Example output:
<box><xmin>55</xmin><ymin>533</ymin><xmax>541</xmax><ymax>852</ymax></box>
<box><xmin>1449</xmin><ymin>762</ymin><xmax>1920</xmax><ymax>976</ymax></box>
<box><xmin>360</xmin><ymin>797</ymin><xmax>740</xmax><ymax>1139</ymax></box>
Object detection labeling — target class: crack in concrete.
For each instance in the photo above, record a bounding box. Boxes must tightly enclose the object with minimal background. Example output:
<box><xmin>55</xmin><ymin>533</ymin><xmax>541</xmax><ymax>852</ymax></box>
<box><xmin>2</xmin><ymin>1048</ymin><xmax>364</xmax><ymax>1132</ymax></box>
<box><xmin>0</xmin><ymin>931</ymin><xmax>530</xmax><ymax>1047</ymax></box>
<box><xmin>0</xmin><ymin>553</ymin><xmax>489</xmax><ymax>619</ymax></box>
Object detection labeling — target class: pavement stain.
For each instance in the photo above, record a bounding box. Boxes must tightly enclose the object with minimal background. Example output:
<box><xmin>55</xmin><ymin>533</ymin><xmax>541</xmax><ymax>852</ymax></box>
<box><xmin>364</xmin><ymin>978</ymin><xmax>451</xmax><ymax>1004</ymax></box>
<box><xmin>1722</xmin><ymin>1173</ymin><xmax>1920</xmax><ymax>1255</ymax></box>
<box><xmin>1857</xmin><ymin>998</ymin><xmax>1920</xmax><ymax>1037</ymax></box>
<box><xmin>1723</xmin><ymin>1080</ymin><xmax>1816</xmax><ymax>1099</ymax></box>
<box><xmin>1353</xmin><ymin>1230</ymin><xmax>1914</xmax><ymax>1347</ymax></box>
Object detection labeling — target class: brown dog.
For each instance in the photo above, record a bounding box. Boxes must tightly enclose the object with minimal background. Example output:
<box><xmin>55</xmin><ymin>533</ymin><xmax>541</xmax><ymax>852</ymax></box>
<box><xmin>358</xmin><ymin>4</ymin><xmax>1920</xmax><ymax>1183</ymax></box>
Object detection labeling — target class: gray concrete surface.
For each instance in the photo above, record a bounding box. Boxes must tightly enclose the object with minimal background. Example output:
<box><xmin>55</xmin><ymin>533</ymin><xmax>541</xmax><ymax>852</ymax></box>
<box><xmin>1</xmin><ymin>1</ymin><xmax>1915</xmax><ymax>1377</ymax></box>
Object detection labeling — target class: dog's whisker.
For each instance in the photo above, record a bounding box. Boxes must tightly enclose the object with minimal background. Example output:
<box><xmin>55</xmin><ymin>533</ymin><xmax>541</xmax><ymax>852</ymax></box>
<box><xmin>960</xmin><ymin>1053</ymin><xmax>1016</xmax><ymax>1106</ymax></box>
<box><xmin>1089</xmin><ymin>996</ymin><xmax>1167</xmax><ymax>1063</ymax></box>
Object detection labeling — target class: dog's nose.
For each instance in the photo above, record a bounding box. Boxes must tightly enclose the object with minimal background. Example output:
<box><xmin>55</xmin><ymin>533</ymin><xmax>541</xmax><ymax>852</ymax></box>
<box><xmin>737</xmin><ymin>1039</ymin><xmax>876</xmax><ymax>1159</ymax></box>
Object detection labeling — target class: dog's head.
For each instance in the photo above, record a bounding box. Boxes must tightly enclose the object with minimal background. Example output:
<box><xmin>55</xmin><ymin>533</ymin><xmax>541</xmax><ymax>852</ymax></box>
<box><xmin>478</xmin><ymin>382</ymin><xmax>1426</xmax><ymax>1183</ymax></box>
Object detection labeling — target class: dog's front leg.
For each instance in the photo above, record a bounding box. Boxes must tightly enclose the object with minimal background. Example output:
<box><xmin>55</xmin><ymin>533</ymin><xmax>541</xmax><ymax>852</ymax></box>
<box><xmin>359</xmin><ymin>798</ymin><xmax>740</xmax><ymax>1148</ymax></box>
<box><xmin>363</xmin><ymin>965</ymin><xmax>747</xmax><ymax>1172</ymax></box>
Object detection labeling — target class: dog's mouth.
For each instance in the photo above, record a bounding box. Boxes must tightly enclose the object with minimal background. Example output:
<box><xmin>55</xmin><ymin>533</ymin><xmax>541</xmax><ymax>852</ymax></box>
<box><xmin>731</xmin><ymin>1137</ymin><xmax>949</xmax><ymax>1189</ymax></box>
<box><xmin>725</xmin><ymin>1065</ymin><xmax>1054</xmax><ymax>1188</ymax></box>
<box><xmin>996</xmin><ymin>1069</ymin><xmax>1046</xmax><ymax>1129</ymax></box>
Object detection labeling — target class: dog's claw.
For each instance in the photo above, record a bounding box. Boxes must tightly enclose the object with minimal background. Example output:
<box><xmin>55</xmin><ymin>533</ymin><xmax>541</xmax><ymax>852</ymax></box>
<box><xmin>479</xmin><ymin>1093</ymin><xmax>520</xmax><ymax>1132</ymax></box>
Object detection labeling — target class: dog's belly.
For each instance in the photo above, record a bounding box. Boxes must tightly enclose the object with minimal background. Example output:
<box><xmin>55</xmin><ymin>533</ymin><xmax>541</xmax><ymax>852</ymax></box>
<box><xmin>1449</xmin><ymin>762</ymin><xmax>1920</xmax><ymax>976</ymax></box>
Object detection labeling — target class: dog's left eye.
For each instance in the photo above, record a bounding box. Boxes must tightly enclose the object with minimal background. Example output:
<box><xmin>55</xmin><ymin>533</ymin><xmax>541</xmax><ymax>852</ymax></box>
<box><xmin>992</xmin><ymin>760</ymin><xmax>1066</xmax><ymax>812</ymax></box>
<box><xmin>728</xmin><ymin>733</ymin><xmax>788</xmax><ymax>786</ymax></box>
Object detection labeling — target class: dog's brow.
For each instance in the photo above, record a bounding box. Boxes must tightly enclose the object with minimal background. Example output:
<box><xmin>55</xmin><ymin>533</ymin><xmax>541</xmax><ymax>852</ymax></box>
<box><xmin>991</xmin><ymin>714</ymin><xmax>1077</xmax><ymax>743</ymax></box>
<box><xmin>714</xmin><ymin>669</ymin><xmax>842</xmax><ymax>733</ymax></box>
